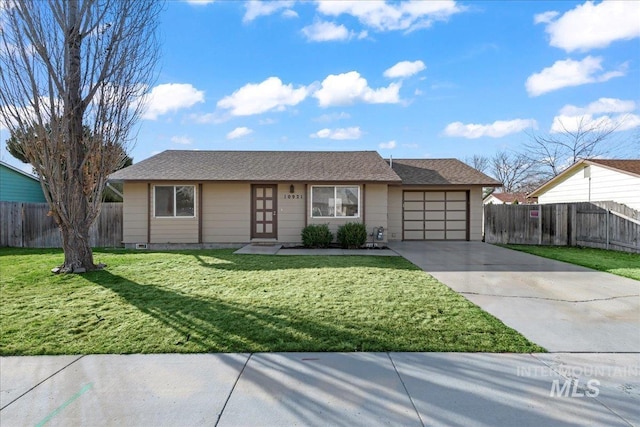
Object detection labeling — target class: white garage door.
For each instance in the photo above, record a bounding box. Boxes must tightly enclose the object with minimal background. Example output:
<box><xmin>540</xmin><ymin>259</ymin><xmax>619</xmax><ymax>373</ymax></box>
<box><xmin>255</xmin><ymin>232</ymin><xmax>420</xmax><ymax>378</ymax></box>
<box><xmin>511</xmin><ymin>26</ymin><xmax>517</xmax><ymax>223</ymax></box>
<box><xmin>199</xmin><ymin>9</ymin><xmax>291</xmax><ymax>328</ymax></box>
<box><xmin>403</xmin><ymin>191</ymin><xmax>469</xmax><ymax>240</ymax></box>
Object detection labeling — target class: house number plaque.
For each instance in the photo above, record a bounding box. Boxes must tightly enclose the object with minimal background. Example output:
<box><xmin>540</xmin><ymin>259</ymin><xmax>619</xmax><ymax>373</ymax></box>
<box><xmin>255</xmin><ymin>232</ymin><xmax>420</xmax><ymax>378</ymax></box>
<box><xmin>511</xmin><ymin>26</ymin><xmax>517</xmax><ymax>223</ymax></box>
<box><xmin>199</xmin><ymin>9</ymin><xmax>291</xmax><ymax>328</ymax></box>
<box><xmin>283</xmin><ymin>194</ymin><xmax>304</xmax><ymax>199</ymax></box>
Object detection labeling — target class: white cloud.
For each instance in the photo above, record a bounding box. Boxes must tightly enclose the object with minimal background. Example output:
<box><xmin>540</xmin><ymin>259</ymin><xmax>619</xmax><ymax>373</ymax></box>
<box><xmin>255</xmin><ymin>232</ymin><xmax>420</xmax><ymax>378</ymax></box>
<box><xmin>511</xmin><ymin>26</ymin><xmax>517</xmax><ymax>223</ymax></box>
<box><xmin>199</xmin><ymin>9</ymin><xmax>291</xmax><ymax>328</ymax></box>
<box><xmin>310</xmin><ymin>127</ymin><xmax>362</xmax><ymax>140</ymax></box>
<box><xmin>217</xmin><ymin>77</ymin><xmax>309</xmax><ymax>116</ymax></box>
<box><xmin>313</xmin><ymin>112</ymin><xmax>351</xmax><ymax>122</ymax></box>
<box><xmin>379</xmin><ymin>140</ymin><xmax>397</xmax><ymax>149</ymax></box>
<box><xmin>525</xmin><ymin>56</ymin><xmax>626</xmax><ymax>97</ymax></box>
<box><xmin>444</xmin><ymin>118</ymin><xmax>537</xmax><ymax>139</ymax></box>
<box><xmin>313</xmin><ymin>71</ymin><xmax>401</xmax><ymax>107</ymax></box>
<box><xmin>533</xmin><ymin>11</ymin><xmax>558</xmax><ymax>25</ymax></box>
<box><xmin>142</xmin><ymin>83</ymin><xmax>205</xmax><ymax>120</ymax></box>
<box><xmin>551</xmin><ymin>114</ymin><xmax>640</xmax><ymax>133</ymax></box>
<box><xmin>171</xmin><ymin>136</ymin><xmax>192</xmax><ymax>145</ymax></box>
<box><xmin>316</xmin><ymin>0</ymin><xmax>463</xmax><ymax>32</ymax></box>
<box><xmin>383</xmin><ymin>60</ymin><xmax>426</xmax><ymax>79</ymax></box>
<box><xmin>302</xmin><ymin>21</ymin><xmax>351</xmax><ymax>42</ymax></box>
<box><xmin>551</xmin><ymin>98</ymin><xmax>640</xmax><ymax>133</ymax></box>
<box><xmin>185</xmin><ymin>0</ymin><xmax>215</xmax><ymax>5</ymax></box>
<box><xmin>227</xmin><ymin>126</ymin><xmax>254</xmax><ymax>139</ymax></box>
<box><xmin>559</xmin><ymin>98</ymin><xmax>636</xmax><ymax>116</ymax></box>
<box><xmin>244</xmin><ymin>0</ymin><xmax>295</xmax><ymax>23</ymax></box>
<box><xmin>537</xmin><ymin>1</ymin><xmax>640</xmax><ymax>52</ymax></box>
<box><xmin>282</xmin><ymin>9</ymin><xmax>298</xmax><ymax>19</ymax></box>
<box><xmin>259</xmin><ymin>118</ymin><xmax>277</xmax><ymax>125</ymax></box>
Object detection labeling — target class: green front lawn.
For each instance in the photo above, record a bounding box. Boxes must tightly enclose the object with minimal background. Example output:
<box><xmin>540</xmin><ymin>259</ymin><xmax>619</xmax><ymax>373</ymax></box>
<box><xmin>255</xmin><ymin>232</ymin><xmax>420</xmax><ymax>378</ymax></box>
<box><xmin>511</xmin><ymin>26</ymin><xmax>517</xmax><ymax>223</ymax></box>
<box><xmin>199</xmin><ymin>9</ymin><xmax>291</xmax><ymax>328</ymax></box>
<box><xmin>0</xmin><ymin>248</ymin><xmax>544</xmax><ymax>355</ymax></box>
<box><xmin>503</xmin><ymin>245</ymin><xmax>640</xmax><ymax>281</ymax></box>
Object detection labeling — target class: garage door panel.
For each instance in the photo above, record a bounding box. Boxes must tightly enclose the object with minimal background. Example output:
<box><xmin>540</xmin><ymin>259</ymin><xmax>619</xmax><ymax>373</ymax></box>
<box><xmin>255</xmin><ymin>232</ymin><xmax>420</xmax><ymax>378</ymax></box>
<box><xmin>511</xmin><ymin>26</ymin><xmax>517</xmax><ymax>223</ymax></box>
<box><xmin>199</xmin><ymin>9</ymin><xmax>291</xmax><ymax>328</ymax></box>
<box><xmin>425</xmin><ymin>211</ymin><xmax>445</xmax><ymax>220</ymax></box>
<box><xmin>404</xmin><ymin>221</ymin><xmax>424</xmax><ymax>230</ymax></box>
<box><xmin>425</xmin><ymin>202</ymin><xmax>445</xmax><ymax>211</ymax></box>
<box><xmin>404</xmin><ymin>230</ymin><xmax>424</xmax><ymax>240</ymax></box>
<box><xmin>425</xmin><ymin>230</ymin><xmax>445</xmax><ymax>239</ymax></box>
<box><xmin>446</xmin><ymin>230</ymin><xmax>466</xmax><ymax>240</ymax></box>
<box><xmin>404</xmin><ymin>192</ymin><xmax>424</xmax><ymax>201</ymax></box>
<box><xmin>447</xmin><ymin>201</ymin><xmax>466</xmax><ymax>210</ymax></box>
<box><xmin>446</xmin><ymin>221</ymin><xmax>467</xmax><ymax>230</ymax></box>
<box><xmin>447</xmin><ymin>211</ymin><xmax>467</xmax><ymax>221</ymax></box>
<box><xmin>446</xmin><ymin>192</ymin><xmax>467</xmax><ymax>201</ymax></box>
<box><xmin>425</xmin><ymin>192</ymin><xmax>445</xmax><ymax>201</ymax></box>
<box><xmin>404</xmin><ymin>201</ymin><xmax>424</xmax><ymax>210</ymax></box>
<box><xmin>425</xmin><ymin>221</ymin><xmax>445</xmax><ymax>230</ymax></box>
<box><xmin>404</xmin><ymin>211</ymin><xmax>424</xmax><ymax>221</ymax></box>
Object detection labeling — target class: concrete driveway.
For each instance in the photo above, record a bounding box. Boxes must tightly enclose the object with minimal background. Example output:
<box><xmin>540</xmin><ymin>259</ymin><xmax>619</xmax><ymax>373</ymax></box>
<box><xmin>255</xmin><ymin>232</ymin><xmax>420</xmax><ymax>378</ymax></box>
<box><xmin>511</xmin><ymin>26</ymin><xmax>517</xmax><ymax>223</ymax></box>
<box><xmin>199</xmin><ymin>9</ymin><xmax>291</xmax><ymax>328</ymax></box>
<box><xmin>388</xmin><ymin>241</ymin><xmax>640</xmax><ymax>352</ymax></box>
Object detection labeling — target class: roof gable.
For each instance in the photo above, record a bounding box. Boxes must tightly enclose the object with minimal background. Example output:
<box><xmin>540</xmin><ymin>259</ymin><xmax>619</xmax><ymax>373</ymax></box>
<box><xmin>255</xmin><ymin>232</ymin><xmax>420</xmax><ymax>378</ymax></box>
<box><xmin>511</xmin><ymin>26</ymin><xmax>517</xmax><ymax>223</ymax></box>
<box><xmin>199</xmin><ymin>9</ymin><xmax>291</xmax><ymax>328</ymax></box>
<box><xmin>390</xmin><ymin>158</ymin><xmax>501</xmax><ymax>186</ymax></box>
<box><xmin>0</xmin><ymin>161</ymin><xmax>39</xmax><ymax>182</ymax></box>
<box><xmin>110</xmin><ymin>150</ymin><xmax>402</xmax><ymax>183</ymax></box>
<box><xmin>529</xmin><ymin>159</ymin><xmax>640</xmax><ymax>197</ymax></box>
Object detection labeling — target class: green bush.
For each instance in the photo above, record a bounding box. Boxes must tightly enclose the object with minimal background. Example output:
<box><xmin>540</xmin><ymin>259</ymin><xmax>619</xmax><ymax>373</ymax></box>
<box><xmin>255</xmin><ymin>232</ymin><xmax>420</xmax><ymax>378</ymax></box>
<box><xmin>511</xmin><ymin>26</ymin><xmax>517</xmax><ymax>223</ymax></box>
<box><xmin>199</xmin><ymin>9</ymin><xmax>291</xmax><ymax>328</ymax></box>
<box><xmin>337</xmin><ymin>222</ymin><xmax>367</xmax><ymax>249</ymax></box>
<box><xmin>301</xmin><ymin>224</ymin><xmax>333</xmax><ymax>248</ymax></box>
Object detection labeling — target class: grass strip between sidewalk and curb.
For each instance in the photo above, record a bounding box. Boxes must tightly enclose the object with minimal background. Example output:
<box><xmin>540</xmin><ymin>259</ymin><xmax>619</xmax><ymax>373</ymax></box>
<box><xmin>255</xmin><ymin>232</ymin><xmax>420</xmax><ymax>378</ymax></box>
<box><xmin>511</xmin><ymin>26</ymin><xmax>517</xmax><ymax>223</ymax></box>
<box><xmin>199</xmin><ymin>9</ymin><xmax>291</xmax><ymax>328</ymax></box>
<box><xmin>1</xmin><ymin>248</ymin><xmax>545</xmax><ymax>355</ymax></box>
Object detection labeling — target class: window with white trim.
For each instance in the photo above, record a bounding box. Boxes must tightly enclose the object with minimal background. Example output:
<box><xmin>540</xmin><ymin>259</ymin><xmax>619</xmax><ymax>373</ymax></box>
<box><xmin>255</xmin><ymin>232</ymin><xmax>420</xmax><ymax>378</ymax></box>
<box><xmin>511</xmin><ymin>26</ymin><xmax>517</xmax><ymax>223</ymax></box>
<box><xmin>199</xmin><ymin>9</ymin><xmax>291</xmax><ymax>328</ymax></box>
<box><xmin>311</xmin><ymin>186</ymin><xmax>359</xmax><ymax>218</ymax></box>
<box><xmin>154</xmin><ymin>185</ymin><xmax>195</xmax><ymax>217</ymax></box>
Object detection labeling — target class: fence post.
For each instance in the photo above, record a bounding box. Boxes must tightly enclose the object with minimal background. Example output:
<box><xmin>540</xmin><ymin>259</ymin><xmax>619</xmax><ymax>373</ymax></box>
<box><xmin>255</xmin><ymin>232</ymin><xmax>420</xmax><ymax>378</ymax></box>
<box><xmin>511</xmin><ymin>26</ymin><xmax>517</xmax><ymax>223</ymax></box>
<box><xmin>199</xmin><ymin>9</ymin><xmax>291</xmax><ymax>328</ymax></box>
<box><xmin>538</xmin><ymin>205</ymin><xmax>542</xmax><ymax>245</ymax></box>
<box><xmin>606</xmin><ymin>209</ymin><xmax>610</xmax><ymax>250</ymax></box>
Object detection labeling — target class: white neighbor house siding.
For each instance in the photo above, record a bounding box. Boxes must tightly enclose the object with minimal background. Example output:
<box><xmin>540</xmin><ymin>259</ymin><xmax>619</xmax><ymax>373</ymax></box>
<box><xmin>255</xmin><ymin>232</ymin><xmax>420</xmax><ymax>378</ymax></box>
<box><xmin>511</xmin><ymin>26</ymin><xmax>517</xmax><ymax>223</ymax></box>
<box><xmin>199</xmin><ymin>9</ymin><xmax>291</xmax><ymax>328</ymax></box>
<box><xmin>538</xmin><ymin>165</ymin><xmax>640</xmax><ymax>210</ymax></box>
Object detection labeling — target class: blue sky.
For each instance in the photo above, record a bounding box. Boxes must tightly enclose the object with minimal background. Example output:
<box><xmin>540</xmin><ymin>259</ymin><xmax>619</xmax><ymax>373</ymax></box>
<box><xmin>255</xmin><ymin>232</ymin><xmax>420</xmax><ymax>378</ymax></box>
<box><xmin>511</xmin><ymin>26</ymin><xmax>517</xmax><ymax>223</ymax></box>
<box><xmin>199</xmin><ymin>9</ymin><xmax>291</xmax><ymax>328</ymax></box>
<box><xmin>1</xmin><ymin>0</ymin><xmax>639</xmax><ymax>173</ymax></box>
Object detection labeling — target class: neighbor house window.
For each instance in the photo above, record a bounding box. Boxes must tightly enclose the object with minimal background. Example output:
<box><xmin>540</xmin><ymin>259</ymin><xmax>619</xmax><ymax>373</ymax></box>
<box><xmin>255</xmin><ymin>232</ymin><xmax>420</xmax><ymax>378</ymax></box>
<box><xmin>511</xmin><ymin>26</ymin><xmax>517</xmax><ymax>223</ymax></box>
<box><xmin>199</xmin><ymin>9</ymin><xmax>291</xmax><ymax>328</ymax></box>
<box><xmin>154</xmin><ymin>185</ymin><xmax>195</xmax><ymax>217</ymax></box>
<box><xmin>311</xmin><ymin>186</ymin><xmax>359</xmax><ymax>218</ymax></box>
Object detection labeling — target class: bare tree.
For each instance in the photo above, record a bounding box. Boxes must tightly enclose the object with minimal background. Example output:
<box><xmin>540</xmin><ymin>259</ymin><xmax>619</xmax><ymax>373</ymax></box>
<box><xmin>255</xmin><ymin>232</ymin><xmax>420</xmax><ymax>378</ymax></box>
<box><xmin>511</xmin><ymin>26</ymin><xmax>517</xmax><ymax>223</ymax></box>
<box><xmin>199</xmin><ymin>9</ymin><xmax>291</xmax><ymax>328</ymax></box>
<box><xmin>525</xmin><ymin>117</ymin><xmax>618</xmax><ymax>178</ymax></box>
<box><xmin>464</xmin><ymin>154</ymin><xmax>490</xmax><ymax>174</ymax></box>
<box><xmin>491</xmin><ymin>151</ymin><xmax>539</xmax><ymax>193</ymax></box>
<box><xmin>0</xmin><ymin>0</ymin><xmax>161</xmax><ymax>272</ymax></box>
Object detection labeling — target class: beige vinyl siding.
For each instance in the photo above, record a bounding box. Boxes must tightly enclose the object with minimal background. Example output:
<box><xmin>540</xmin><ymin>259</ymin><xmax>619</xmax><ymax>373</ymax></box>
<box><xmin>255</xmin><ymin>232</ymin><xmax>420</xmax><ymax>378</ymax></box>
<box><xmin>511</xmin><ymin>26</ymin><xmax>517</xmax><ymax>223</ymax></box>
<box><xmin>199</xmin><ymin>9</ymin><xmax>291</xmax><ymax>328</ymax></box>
<box><xmin>387</xmin><ymin>186</ymin><xmax>483</xmax><ymax>241</ymax></box>
<box><xmin>150</xmin><ymin>182</ymin><xmax>198</xmax><ymax>243</ymax></box>
<box><xmin>468</xmin><ymin>187</ymin><xmax>483</xmax><ymax>241</ymax></box>
<box><xmin>363</xmin><ymin>184</ymin><xmax>388</xmax><ymax>241</ymax></box>
<box><xmin>387</xmin><ymin>186</ymin><xmax>403</xmax><ymax>240</ymax></box>
<box><xmin>538</xmin><ymin>165</ymin><xmax>640</xmax><ymax>210</ymax></box>
<box><xmin>122</xmin><ymin>183</ymin><xmax>148</xmax><ymax>243</ymax></box>
<box><xmin>202</xmin><ymin>183</ymin><xmax>251</xmax><ymax>243</ymax></box>
<box><xmin>277</xmin><ymin>183</ymin><xmax>306</xmax><ymax>243</ymax></box>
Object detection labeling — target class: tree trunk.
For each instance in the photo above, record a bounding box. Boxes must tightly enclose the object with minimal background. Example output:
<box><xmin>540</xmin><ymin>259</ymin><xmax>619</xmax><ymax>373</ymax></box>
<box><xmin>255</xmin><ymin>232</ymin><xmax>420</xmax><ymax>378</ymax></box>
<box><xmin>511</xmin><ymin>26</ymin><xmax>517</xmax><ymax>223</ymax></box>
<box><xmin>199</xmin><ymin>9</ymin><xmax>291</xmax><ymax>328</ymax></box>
<box><xmin>59</xmin><ymin>221</ymin><xmax>95</xmax><ymax>273</ymax></box>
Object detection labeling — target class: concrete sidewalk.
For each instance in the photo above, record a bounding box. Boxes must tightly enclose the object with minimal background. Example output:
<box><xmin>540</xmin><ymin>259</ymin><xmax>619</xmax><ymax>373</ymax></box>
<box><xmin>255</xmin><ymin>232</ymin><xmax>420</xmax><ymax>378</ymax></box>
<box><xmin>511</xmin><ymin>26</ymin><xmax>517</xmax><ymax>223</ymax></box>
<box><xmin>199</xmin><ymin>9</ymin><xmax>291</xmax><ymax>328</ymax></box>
<box><xmin>1</xmin><ymin>352</ymin><xmax>638</xmax><ymax>426</ymax></box>
<box><xmin>388</xmin><ymin>241</ymin><xmax>640</xmax><ymax>353</ymax></box>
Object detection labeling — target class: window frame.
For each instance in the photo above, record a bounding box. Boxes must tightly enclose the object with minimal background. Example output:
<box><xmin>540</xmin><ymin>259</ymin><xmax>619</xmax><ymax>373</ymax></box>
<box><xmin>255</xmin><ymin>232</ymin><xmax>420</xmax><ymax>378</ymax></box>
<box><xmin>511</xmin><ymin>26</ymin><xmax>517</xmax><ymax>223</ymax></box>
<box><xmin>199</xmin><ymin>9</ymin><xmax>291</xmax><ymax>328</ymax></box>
<box><xmin>310</xmin><ymin>185</ymin><xmax>360</xmax><ymax>219</ymax></box>
<box><xmin>153</xmin><ymin>185</ymin><xmax>197</xmax><ymax>218</ymax></box>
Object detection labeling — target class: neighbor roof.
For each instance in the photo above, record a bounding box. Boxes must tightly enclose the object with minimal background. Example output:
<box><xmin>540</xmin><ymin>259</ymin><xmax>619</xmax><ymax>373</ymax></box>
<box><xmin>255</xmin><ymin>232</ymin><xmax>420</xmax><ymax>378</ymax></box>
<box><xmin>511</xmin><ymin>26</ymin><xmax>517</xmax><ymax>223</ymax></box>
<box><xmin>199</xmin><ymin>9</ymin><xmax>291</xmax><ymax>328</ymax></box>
<box><xmin>529</xmin><ymin>158</ymin><xmax>640</xmax><ymax>197</ymax></box>
<box><xmin>0</xmin><ymin>161</ymin><xmax>39</xmax><ymax>182</ymax></box>
<box><xmin>484</xmin><ymin>192</ymin><xmax>535</xmax><ymax>204</ymax></box>
<box><xmin>110</xmin><ymin>150</ymin><xmax>403</xmax><ymax>183</ymax></box>
<box><xmin>389</xmin><ymin>158</ymin><xmax>501</xmax><ymax>186</ymax></box>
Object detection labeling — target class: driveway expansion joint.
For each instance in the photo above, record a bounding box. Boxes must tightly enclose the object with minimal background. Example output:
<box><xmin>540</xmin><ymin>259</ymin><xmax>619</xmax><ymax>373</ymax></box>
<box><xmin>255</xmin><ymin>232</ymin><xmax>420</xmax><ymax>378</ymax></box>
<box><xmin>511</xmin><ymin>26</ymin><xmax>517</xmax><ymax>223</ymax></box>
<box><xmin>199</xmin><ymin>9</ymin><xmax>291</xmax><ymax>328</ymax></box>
<box><xmin>387</xmin><ymin>352</ymin><xmax>425</xmax><ymax>427</ymax></box>
<box><xmin>214</xmin><ymin>352</ymin><xmax>252</xmax><ymax>427</ymax></box>
<box><xmin>459</xmin><ymin>291</ymin><xmax>640</xmax><ymax>304</ymax></box>
<box><xmin>0</xmin><ymin>355</ymin><xmax>85</xmax><ymax>411</ymax></box>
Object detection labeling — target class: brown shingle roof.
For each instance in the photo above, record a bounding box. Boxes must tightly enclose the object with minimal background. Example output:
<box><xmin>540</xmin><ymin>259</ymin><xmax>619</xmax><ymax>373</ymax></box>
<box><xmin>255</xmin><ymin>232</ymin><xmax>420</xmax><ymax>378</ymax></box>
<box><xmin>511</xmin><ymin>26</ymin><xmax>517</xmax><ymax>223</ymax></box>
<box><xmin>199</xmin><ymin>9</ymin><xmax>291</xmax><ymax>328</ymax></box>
<box><xmin>110</xmin><ymin>150</ymin><xmax>402</xmax><ymax>183</ymax></box>
<box><xmin>389</xmin><ymin>158</ymin><xmax>502</xmax><ymax>186</ymax></box>
<box><xmin>586</xmin><ymin>159</ymin><xmax>640</xmax><ymax>177</ymax></box>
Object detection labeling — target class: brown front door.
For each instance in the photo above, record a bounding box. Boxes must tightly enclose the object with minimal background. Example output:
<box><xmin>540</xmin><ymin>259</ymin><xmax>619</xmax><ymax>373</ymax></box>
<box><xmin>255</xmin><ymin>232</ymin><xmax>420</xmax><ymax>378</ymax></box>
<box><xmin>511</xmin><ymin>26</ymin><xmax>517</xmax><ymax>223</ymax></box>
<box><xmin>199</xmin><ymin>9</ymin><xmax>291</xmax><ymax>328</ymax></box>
<box><xmin>251</xmin><ymin>184</ymin><xmax>277</xmax><ymax>239</ymax></box>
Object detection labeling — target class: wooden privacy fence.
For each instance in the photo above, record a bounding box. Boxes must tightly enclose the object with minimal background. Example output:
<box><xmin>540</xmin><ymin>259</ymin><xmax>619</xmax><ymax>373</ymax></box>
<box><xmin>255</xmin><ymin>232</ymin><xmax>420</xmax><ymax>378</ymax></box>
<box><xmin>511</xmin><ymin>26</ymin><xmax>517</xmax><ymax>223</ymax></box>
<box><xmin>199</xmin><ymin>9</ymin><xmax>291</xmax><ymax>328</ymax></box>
<box><xmin>0</xmin><ymin>202</ymin><xmax>123</xmax><ymax>248</ymax></box>
<box><xmin>484</xmin><ymin>201</ymin><xmax>640</xmax><ymax>253</ymax></box>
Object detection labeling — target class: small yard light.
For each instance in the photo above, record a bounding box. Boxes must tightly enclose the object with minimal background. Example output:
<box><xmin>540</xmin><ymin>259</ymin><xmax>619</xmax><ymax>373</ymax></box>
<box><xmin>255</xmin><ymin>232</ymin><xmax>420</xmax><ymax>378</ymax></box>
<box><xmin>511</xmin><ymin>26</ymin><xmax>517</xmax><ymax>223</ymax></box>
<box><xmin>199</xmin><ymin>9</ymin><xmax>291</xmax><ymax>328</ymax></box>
<box><xmin>289</xmin><ymin>184</ymin><xmax>295</xmax><ymax>194</ymax></box>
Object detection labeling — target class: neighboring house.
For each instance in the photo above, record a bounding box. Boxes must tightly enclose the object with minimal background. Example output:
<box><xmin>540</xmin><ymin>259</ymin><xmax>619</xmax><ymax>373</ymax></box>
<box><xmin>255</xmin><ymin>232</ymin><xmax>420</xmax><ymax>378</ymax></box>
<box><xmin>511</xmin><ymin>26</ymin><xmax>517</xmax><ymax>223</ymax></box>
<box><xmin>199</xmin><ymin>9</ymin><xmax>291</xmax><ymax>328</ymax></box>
<box><xmin>483</xmin><ymin>192</ymin><xmax>537</xmax><ymax>205</ymax></box>
<box><xmin>528</xmin><ymin>159</ymin><xmax>640</xmax><ymax>211</ymax></box>
<box><xmin>109</xmin><ymin>151</ymin><xmax>500</xmax><ymax>248</ymax></box>
<box><xmin>0</xmin><ymin>161</ymin><xmax>46</xmax><ymax>203</ymax></box>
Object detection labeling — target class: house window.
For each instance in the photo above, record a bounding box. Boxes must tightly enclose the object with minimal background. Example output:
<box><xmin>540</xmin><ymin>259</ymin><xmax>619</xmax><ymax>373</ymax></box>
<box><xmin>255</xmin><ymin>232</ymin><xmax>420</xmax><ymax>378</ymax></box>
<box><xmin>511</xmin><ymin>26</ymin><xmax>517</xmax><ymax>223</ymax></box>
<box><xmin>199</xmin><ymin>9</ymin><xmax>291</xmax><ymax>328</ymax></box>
<box><xmin>154</xmin><ymin>185</ymin><xmax>195</xmax><ymax>217</ymax></box>
<box><xmin>311</xmin><ymin>186</ymin><xmax>359</xmax><ymax>218</ymax></box>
